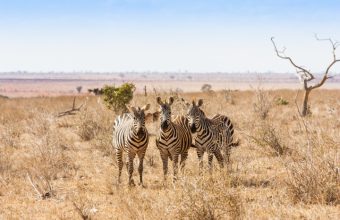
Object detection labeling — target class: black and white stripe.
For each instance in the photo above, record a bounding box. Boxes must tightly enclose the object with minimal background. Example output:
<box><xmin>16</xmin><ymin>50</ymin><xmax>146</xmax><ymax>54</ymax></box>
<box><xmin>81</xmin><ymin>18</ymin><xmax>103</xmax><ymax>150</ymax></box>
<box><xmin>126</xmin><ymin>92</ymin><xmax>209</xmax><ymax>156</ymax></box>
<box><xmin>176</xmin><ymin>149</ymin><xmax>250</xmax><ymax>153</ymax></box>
<box><xmin>187</xmin><ymin>99</ymin><xmax>237</xmax><ymax>172</ymax></box>
<box><xmin>113</xmin><ymin>104</ymin><xmax>150</xmax><ymax>186</ymax></box>
<box><xmin>211</xmin><ymin>114</ymin><xmax>238</xmax><ymax>164</ymax></box>
<box><xmin>156</xmin><ymin>97</ymin><xmax>193</xmax><ymax>181</ymax></box>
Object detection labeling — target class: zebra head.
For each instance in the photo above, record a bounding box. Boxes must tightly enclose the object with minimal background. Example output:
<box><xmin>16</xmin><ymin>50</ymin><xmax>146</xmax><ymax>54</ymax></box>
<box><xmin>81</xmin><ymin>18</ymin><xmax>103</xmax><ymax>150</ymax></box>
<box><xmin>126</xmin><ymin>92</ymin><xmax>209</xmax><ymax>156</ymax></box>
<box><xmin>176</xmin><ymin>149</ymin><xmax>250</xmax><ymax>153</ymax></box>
<box><xmin>156</xmin><ymin>96</ymin><xmax>174</xmax><ymax>131</ymax></box>
<box><xmin>186</xmin><ymin>99</ymin><xmax>204</xmax><ymax>133</ymax></box>
<box><xmin>127</xmin><ymin>104</ymin><xmax>150</xmax><ymax>138</ymax></box>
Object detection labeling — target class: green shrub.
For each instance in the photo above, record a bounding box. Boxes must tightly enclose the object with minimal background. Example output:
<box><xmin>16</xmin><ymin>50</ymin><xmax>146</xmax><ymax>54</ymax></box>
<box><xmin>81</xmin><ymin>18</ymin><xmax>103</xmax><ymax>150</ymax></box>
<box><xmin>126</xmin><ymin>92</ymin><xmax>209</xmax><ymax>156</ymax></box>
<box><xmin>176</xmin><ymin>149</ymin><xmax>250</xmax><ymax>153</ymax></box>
<box><xmin>275</xmin><ymin>97</ymin><xmax>289</xmax><ymax>105</ymax></box>
<box><xmin>102</xmin><ymin>83</ymin><xmax>136</xmax><ymax>113</ymax></box>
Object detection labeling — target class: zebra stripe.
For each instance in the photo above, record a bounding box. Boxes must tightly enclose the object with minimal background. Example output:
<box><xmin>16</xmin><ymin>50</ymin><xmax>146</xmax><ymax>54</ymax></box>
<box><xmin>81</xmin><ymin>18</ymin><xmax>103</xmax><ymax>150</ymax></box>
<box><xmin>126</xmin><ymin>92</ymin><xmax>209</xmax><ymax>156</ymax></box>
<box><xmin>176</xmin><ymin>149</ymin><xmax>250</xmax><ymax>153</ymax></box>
<box><xmin>113</xmin><ymin>104</ymin><xmax>150</xmax><ymax>186</ymax></box>
<box><xmin>211</xmin><ymin>114</ymin><xmax>238</xmax><ymax>163</ymax></box>
<box><xmin>187</xmin><ymin>99</ymin><xmax>237</xmax><ymax>172</ymax></box>
<box><xmin>156</xmin><ymin>97</ymin><xmax>193</xmax><ymax>181</ymax></box>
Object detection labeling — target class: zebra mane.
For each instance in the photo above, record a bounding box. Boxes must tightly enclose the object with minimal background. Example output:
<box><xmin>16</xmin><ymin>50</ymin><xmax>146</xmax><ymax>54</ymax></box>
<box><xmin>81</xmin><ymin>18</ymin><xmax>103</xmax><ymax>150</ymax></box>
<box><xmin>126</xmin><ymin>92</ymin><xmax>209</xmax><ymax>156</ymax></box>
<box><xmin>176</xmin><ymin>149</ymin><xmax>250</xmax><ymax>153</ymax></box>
<box><xmin>197</xmin><ymin>107</ymin><xmax>206</xmax><ymax>117</ymax></box>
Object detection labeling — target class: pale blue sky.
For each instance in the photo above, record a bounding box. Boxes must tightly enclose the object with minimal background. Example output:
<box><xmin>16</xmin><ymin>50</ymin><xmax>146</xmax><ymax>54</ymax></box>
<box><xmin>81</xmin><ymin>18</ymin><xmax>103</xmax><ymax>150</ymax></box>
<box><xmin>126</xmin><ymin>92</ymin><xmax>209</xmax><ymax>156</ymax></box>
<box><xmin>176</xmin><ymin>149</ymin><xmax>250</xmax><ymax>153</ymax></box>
<box><xmin>0</xmin><ymin>0</ymin><xmax>339</xmax><ymax>72</ymax></box>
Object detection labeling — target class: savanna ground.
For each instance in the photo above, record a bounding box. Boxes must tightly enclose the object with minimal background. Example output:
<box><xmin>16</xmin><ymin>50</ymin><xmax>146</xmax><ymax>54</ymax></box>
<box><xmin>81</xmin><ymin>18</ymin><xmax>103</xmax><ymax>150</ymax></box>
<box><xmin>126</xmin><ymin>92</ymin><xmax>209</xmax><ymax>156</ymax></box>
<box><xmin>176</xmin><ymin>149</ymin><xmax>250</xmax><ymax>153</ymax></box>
<box><xmin>0</xmin><ymin>88</ymin><xmax>339</xmax><ymax>219</ymax></box>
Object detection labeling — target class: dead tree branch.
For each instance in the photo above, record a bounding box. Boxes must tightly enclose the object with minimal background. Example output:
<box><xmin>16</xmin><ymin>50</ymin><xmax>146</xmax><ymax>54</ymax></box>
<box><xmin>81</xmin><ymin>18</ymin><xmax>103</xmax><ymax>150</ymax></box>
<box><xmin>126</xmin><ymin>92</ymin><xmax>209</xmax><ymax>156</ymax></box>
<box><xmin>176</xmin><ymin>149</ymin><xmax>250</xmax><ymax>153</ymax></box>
<box><xmin>57</xmin><ymin>97</ymin><xmax>84</xmax><ymax>117</ymax></box>
<box><xmin>310</xmin><ymin>34</ymin><xmax>340</xmax><ymax>90</ymax></box>
<box><xmin>315</xmin><ymin>33</ymin><xmax>339</xmax><ymax>60</ymax></box>
<box><xmin>271</xmin><ymin>37</ymin><xmax>314</xmax><ymax>83</ymax></box>
<box><xmin>271</xmin><ymin>35</ymin><xmax>339</xmax><ymax>116</ymax></box>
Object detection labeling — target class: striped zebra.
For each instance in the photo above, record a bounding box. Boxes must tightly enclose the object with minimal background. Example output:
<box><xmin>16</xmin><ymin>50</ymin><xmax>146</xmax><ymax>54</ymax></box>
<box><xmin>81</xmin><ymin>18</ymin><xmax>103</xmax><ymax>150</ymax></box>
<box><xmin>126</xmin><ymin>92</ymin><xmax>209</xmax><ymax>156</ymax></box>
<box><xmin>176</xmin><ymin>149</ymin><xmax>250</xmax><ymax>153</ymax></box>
<box><xmin>113</xmin><ymin>104</ymin><xmax>150</xmax><ymax>186</ymax></box>
<box><xmin>210</xmin><ymin>114</ymin><xmax>237</xmax><ymax>164</ymax></box>
<box><xmin>186</xmin><ymin>99</ymin><xmax>237</xmax><ymax>172</ymax></box>
<box><xmin>156</xmin><ymin>97</ymin><xmax>193</xmax><ymax>181</ymax></box>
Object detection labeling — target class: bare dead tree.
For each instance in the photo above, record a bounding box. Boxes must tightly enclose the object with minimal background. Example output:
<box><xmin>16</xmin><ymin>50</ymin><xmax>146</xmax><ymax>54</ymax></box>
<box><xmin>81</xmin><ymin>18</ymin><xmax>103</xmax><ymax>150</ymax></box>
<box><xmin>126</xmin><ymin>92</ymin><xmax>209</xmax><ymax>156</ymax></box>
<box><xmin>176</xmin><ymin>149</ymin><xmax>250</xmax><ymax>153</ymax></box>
<box><xmin>58</xmin><ymin>97</ymin><xmax>84</xmax><ymax>117</ymax></box>
<box><xmin>271</xmin><ymin>35</ymin><xmax>339</xmax><ymax>116</ymax></box>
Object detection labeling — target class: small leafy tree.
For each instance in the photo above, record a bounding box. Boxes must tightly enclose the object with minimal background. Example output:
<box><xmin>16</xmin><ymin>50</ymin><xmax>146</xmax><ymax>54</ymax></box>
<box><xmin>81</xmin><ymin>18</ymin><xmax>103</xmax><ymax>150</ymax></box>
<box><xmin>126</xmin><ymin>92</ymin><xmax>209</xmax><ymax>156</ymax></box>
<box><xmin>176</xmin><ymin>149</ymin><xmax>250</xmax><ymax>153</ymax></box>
<box><xmin>201</xmin><ymin>84</ymin><xmax>212</xmax><ymax>93</ymax></box>
<box><xmin>102</xmin><ymin>83</ymin><xmax>136</xmax><ymax>113</ymax></box>
<box><xmin>76</xmin><ymin>86</ymin><xmax>83</xmax><ymax>93</ymax></box>
<box><xmin>76</xmin><ymin>86</ymin><xmax>82</xmax><ymax>93</ymax></box>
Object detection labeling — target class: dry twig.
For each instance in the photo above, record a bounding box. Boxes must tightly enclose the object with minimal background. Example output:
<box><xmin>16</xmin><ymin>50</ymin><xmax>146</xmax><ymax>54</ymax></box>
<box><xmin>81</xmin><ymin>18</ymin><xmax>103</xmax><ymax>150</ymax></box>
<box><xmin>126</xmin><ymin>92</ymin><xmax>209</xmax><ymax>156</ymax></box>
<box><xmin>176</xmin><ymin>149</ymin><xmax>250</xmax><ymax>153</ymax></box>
<box><xmin>58</xmin><ymin>97</ymin><xmax>84</xmax><ymax>117</ymax></box>
<box><xmin>26</xmin><ymin>172</ymin><xmax>52</xmax><ymax>199</ymax></box>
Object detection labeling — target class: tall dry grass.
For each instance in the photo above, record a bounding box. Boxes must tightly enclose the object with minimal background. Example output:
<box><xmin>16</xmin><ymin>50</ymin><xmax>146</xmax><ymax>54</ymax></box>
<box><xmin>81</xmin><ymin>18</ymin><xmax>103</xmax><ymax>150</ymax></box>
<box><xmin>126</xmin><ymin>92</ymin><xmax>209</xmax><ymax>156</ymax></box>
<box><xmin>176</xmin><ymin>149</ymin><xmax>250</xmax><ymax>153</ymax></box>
<box><xmin>0</xmin><ymin>90</ymin><xmax>339</xmax><ymax>219</ymax></box>
<box><xmin>285</xmin><ymin>117</ymin><xmax>339</xmax><ymax>205</ymax></box>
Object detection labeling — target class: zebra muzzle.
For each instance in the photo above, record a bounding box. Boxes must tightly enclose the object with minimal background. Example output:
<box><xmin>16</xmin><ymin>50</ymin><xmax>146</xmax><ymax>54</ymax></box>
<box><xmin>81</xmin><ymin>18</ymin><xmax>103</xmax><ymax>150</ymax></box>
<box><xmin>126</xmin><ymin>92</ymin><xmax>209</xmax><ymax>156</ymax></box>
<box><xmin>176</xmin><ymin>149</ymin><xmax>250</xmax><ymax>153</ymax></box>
<box><xmin>137</xmin><ymin>129</ymin><xmax>145</xmax><ymax>138</ymax></box>
<box><xmin>161</xmin><ymin>121</ymin><xmax>169</xmax><ymax>130</ymax></box>
<box><xmin>190</xmin><ymin>124</ymin><xmax>197</xmax><ymax>133</ymax></box>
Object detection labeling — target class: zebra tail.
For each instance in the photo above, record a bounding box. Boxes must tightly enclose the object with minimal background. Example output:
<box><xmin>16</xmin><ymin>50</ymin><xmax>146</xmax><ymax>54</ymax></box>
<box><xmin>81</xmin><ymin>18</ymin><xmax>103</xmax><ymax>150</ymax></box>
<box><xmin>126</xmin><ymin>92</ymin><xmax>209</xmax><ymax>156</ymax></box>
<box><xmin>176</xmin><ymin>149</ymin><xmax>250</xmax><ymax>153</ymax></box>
<box><xmin>229</xmin><ymin>139</ymin><xmax>240</xmax><ymax>148</ymax></box>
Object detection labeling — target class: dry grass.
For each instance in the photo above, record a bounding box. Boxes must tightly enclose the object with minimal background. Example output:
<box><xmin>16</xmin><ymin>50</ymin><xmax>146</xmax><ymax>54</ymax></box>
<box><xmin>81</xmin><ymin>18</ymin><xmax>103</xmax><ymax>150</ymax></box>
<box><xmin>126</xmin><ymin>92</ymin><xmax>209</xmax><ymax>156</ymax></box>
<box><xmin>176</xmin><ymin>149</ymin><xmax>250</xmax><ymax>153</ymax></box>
<box><xmin>0</xmin><ymin>89</ymin><xmax>339</xmax><ymax>219</ymax></box>
<box><xmin>246</xmin><ymin>121</ymin><xmax>289</xmax><ymax>156</ymax></box>
<box><xmin>252</xmin><ymin>86</ymin><xmax>273</xmax><ymax>120</ymax></box>
<box><xmin>175</xmin><ymin>175</ymin><xmax>244</xmax><ymax>219</ymax></box>
<box><xmin>285</xmin><ymin>118</ymin><xmax>339</xmax><ymax>205</ymax></box>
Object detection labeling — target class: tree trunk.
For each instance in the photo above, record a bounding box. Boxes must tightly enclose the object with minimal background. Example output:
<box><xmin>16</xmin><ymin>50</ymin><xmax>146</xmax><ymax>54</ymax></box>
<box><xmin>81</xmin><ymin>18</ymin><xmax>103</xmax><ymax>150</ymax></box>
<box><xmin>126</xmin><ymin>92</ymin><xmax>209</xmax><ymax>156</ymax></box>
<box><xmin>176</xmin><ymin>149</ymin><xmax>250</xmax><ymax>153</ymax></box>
<box><xmin>144</xmin><ymin>85</ymin><xmax>147</xmax><ymax>97</ymax></box>
<box><xmin>301</xmin><ymin>89</ymin><xmax>311</xmax><ymax>117</ymax></box>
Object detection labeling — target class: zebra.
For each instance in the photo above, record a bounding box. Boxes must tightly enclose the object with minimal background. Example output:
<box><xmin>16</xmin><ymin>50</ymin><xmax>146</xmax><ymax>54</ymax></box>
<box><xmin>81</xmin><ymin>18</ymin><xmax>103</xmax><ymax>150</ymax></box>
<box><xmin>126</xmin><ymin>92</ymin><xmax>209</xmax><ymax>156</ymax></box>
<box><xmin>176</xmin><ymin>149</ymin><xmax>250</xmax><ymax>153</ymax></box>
<box><xmin>155</xmin><ymin>97</ymin><xmax>193</xmax><ymax>181</ymax></box>
<box><xmin>210</xmin><ymin>114</ymin><xmax>237</xmax><ymax>164</ymax></box>
<box><xmin>186</xmin><ymin>99</ymin><xmax>237</xmax><ymax>172</ymax></box>
<box><xmin>112</xmin><ymin>104</ymin><xmax>150</xmax><ymax>186</ymax></box>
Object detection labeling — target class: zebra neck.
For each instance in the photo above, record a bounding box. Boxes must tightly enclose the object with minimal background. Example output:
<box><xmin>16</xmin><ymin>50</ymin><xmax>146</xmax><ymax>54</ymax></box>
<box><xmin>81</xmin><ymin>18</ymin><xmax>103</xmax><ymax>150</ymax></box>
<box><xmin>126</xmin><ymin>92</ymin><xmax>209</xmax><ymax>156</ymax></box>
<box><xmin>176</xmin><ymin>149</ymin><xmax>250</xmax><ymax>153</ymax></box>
<box><xmin>197</xmin><ymin>117</ymin><xmax>212</xmax><ymax>137</ymax></box>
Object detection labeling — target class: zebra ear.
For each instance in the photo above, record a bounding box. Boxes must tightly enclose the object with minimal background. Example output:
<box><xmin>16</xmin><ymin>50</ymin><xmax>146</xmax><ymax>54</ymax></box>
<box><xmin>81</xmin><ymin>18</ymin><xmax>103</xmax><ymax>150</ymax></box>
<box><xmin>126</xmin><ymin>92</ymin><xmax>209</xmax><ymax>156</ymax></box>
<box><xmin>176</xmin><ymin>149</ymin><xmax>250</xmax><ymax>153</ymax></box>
<box><xmin>192</xmin><ymin>100</ymin><xmax>196</xmax><ymax>106</ymax></box>
<box><xmin>197</xmin><ymin>99</ymin><xmax>203</xmax><ymax>107</ymax></box>
<box><xmin>168</xmin><ymin>97</ymin><xmax>174</xmax><ymax>105</ymax></box>
<box><xmin>142</xmin><ymin>104</ymin><xmax>150</xmax><ymax>111</ymax></box>
<box><xmin>156</xmin><ymin>97</ymin><xmax>164</xmax><ymax>106</ymax></box>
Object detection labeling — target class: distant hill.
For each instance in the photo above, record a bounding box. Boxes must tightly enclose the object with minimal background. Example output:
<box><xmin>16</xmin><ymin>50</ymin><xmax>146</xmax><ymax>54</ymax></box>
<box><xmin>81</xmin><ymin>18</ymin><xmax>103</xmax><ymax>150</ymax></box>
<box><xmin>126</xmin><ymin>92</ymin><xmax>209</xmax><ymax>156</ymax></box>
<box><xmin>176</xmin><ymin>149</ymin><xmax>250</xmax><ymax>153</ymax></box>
<box><xmin>0</xmin><ymin>72</ymin><xmax>339</xmax><ymax>97</ymax></box>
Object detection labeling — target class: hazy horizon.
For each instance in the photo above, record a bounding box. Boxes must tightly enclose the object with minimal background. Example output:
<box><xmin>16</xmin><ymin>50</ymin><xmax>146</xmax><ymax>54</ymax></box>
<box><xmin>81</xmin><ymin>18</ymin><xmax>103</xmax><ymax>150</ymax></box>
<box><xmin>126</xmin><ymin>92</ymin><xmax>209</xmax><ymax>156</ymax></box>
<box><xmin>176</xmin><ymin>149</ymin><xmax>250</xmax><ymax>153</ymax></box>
<box><xmin>1</xmin><ymin>0</ymin><xmax>340</xmax><ymax>73</ymax></box>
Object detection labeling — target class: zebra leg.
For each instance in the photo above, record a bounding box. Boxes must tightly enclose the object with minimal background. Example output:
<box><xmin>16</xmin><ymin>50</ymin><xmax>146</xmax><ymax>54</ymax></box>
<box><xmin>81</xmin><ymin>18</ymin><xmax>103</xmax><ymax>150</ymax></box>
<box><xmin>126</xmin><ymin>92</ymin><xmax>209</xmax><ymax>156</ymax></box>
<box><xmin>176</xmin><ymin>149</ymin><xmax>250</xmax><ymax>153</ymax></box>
<box><xmin>127</xmin><ymin>152</ymin><xmax>136</xmax><ymax>186</ymax></box>
<box><xmin>197</xmin><ymin>147</ymin><xmax>204</xmax><ymax>174</ymax></box>
<box><xmin>224</xmin><ymin>146</ymin><xmax>231</xmax><ymax>171</ymax></box>
<box><xmin>172</xmin><ymin>154</ymin><xmax>179</xmax><ymax>182</ymax></box>
<box><xmin>208</xmin><ymin>152</ymin><xmax>214</xmax><ymax>173</ymax></box>
<box><xmin>125</xmin><ymin>155</ymin><xmax>129</xmax><ymax>174</ymax></box>
<box><xmin>223</xmin><ymin>146</ymin><xmax>231</xmax><ymax>164</ymax></box>
<box><xmin>116</xmin><ymin>149</ymin><xmax>123</xmax><ymax>184</ymax></box>
<box><xmin>180</xmin><ymin>151</ymin><xmax>188</xmax><ymax>172</ymax></box>
<box><xmin>160</xmin><ymin>151</ymin><xmax>169</xmax><ymax>181</ymax></box>
<box><xmin>214</xmin><ymin>149</ymin><xmax>224</xmax><ymax>169</ymax></box>
<box><xmin>137</xmin><ymin>153</ymin><xmax>145</xmax><ymax>186</ymax></box>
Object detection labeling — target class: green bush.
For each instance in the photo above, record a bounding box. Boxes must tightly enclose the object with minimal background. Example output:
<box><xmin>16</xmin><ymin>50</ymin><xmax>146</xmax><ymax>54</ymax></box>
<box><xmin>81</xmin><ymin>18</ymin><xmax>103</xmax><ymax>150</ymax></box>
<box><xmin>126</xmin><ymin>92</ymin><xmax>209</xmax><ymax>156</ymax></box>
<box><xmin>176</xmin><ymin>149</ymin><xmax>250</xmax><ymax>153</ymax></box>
<box><xmin>275</xmin><ymin>97</ymin><xmax>289</xmax><ymax>105</ymax></box>
<box><xmin>102</xmin><ymin>83</ymin><xmax>136</xmax><ymax>113</ymax></box>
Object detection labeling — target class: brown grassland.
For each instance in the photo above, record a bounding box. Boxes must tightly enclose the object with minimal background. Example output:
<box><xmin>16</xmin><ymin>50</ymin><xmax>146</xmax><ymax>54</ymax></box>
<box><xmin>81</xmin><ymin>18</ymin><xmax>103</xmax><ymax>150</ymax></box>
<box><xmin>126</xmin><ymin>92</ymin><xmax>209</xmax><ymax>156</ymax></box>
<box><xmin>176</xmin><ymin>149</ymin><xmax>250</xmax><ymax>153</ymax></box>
<box><xmin>0</xmin><ymin>89</ymin><xmax>339</xmax><ymax>219</ymax></box>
